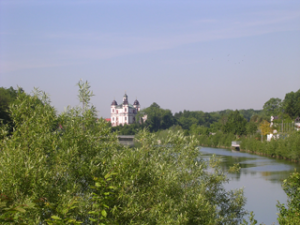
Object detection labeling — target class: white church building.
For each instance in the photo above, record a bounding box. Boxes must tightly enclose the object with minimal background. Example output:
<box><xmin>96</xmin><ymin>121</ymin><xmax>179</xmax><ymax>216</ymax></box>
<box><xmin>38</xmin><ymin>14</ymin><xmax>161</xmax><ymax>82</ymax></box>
<box><xmin>110</xmin><ymin>93</ymin><xmax>140</xmax><ymax>126</ymax></box>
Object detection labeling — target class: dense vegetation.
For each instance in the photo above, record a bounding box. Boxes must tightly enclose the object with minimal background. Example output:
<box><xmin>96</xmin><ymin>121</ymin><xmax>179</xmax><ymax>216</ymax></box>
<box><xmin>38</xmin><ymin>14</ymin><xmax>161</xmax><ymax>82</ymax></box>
<box><xmin>113</xmin><ymin>106</ymin><xmax>264</xmax><ymax>136</ymax></box>
<box><xmin>0</xmin><ymin>82</ymin><xmax>248</xmax><ymax>224</ymax></box>
<box><xmin>113</xmin><ymin>89</ymin><xmax>300</xmax><ymax>137</ymax></box>
<box><xmin>112</xmin><ymin>89</ymin><xmax>300</xmax><ymax>224</ymax></box>
<box><xmin>0</xmin><ymin>87</ymin><xmax>20</xmax><ymax>134</ymax></box>
<box><xmin>1</xmin><ymin>84</ymin><xmax>299</xmax><ymax>224</ymax></box>
<box><xmin>277</xmin><ymin>171</ymin><xmax>300</xmax><ymax>224</ymax></box>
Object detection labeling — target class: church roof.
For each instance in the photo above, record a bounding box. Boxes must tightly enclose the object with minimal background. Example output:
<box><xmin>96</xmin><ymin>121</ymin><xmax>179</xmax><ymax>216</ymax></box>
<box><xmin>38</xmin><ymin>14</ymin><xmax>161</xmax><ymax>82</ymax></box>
<box><xmin>116</xmin><ymin>104</ymin><xmax>135</xmax><ymax>109</ymax></box>
<box><xmin>111</xmin><ymin>100</ymin><xmax>118</xmax><ymax>106</ymax></box>
<box><xmin>133</xmin><ymin>99</ymin><xmax>140</xmax><ymax>105</ymax></box>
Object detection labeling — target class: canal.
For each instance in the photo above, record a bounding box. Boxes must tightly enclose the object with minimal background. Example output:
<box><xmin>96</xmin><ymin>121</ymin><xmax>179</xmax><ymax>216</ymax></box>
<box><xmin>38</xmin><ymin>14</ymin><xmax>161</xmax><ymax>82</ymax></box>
<box><xmin>199</xmin><ymin>147</ymin><xmax>300</xmax><ymax>225</ymax></box>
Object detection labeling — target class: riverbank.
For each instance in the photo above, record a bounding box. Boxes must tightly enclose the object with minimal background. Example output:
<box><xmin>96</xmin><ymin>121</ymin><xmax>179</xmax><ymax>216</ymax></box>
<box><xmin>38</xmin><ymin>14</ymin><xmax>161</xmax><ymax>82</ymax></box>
<box><xmin>197</xmin><ymin>131</ymin><xmax>300</xmax><ymax>163</ymax></box>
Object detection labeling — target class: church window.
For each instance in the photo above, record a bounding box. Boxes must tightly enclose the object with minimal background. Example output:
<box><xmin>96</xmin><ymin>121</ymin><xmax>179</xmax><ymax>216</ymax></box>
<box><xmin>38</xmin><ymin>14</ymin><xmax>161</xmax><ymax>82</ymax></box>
<box><xmin>125</xmin><ymin>117</ymin><xmax>127</xmax><ymax>121</ymax></box>
<box><xmin>125</xmin><ymin>108</ymin><xmax>127</xmax><ymax>112</ymax></box>
<box><xmin>112</xmin><ymin>109</ymin><xmax>114</xmax><ymax>112</ymax></box>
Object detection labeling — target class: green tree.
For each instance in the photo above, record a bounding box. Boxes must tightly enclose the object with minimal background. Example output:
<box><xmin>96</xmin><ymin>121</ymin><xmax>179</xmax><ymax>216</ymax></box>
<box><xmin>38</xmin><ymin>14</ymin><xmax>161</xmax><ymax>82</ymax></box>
<box><xmin>277</xmin><ymin>171</ymin><xmax>300</xmax><ymax>224</ymax></box>
<box><xmin>283</xmin><ymin>89</ymin><xmax>300</xmax><ymax>119</ymax></box>
<box><xmin>246</xmin><ymin>122</ymin><xmax>258</xmax><ymax>135</ymax></box>
<box><xmin>263</xmin><ymin>97</ymin><xmax>282</xmax><ymax>117</ymax></box>
<box><xmin>223</xmin><ymin>110</ymin><xmax>247</xmax><ymax>135</ymax></box>
<box><xmin>140</xmin><ymin>102</ymin><xmax>176</xmax><ymax>132</ymax></box>
<box><xmin>178</xmin><ymin>117</ymin><xmax>198</xmax><ymax>130</ymax></box>
<box><xmin>0</xmin><ymin>84</ymin><xmax>117</xmax><ymax>223</ymax></box>
<box><xmin>0</xmin><ymin>87</ymin><xmax>20</xmax><ymax>134</ymax></box>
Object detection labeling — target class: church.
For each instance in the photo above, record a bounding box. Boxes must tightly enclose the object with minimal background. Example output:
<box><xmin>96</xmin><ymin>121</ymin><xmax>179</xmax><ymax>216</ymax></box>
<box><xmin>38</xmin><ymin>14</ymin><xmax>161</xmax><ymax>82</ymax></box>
<box><xmin>110</xmin><ymin>93</ymin><xmax>140</xmax><ymax>126</ymax></box>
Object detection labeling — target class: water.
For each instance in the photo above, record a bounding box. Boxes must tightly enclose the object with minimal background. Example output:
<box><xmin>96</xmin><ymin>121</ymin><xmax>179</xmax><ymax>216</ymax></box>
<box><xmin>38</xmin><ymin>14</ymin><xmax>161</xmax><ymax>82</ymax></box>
<box><xmin>199</xmin><ymin>147</ymin><xmax>300</xmax><ymax>225</ymax></box>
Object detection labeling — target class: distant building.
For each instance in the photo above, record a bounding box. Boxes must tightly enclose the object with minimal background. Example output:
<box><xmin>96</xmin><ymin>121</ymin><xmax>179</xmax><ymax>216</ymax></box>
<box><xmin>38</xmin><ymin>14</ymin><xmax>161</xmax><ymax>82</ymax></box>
<box><xmin>110</xmin><ymin>93</ymin><xmax>140</xmax><ymax>127</ymax></box>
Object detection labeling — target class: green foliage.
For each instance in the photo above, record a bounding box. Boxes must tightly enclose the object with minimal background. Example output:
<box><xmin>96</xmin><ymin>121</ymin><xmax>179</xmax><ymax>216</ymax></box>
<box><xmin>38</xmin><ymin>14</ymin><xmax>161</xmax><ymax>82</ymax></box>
<box><xmin>139</xmin><ymin>102</ymin><xmax>177</xmax><ymax>132</ymax></box>
<box><xmin>228</xmin><ymin>163</ymin><xmax>241</xmax><ymax>173</ymax></box>
<box><xmin>277</xmin><ymin>171</ymin><xmax>300</xmax><ymax>224</ymax></box>
<box><xmin>241</xmin><ymin>211</ymin><xmax>262</xmax><ymax>225</ymax></box>
<box><xmin>112</xmin><ymin>130</ymin><xmax>247</xmax><ymax>224</ymax></box>
<box><xmin>77</xmin><ymin>80</ymin><xmax>95</xmax><ymax>110</ymax></box>
<box><xmin>0</xmin><ymin>194</ymin><xmax>35</xmax><ymax>224</ymax></box>
<box><xmin>0</xmin><ymin>87</ymin><xmax>21</xmax><ymax>135</ymax></box>
<box><xmin>174</xmin><ymin>110</ymin><xmax>218</xmax><ymax>128</ymax></box>
<box><xmin>0</xmin><ymin>84</ymin><xmax>118</xmax><ymax>224</ymax></box>
<box><xmin>263</xmin><ymin>97</ymin><xmax>283</xmax><ymax>117</ymax></box>
<box><xmin>0</xmin><ymin>87</ymin><xmax>19</xmax><ymax>121</ymax></box>
<box><xmin>283</xmin><ymin>89</ymin><xmax>300</xmax><ymax>119</ymax></box>
<box><xmin>111</xmin><ymin>123</ymin><xmax>140</xmax><ymax>135</ymax></box>
<box><xmin>189</xmin><ymin>124</ymin><xmax>208</xmax><ymax>136</ymax></box>
<box><xmin>0</xmin><ymin>82</ymin><xmax>248</xmax><ymax>224</ymax></box>
<box><xmin>87</xmin><ymin>173</ymin><xmax>118</xmax><ymax>225</ymax></box>
<box><xmin>178</xmin><ymin>116</ymin><xmax>198</xmax><ymax>130</ymax></box>
<box><xmin>223</xmin><ymin>110</ymin><xmax>247</xmax><ymax>135</ymax></box>
<box><xmin>197</xmin><ymin>131</ymin><xmax>235</xmax><ymax>148</ymax></box>
<box><xmin>246</xmin><ymin>122</ymin><xmax>258</xmax><ymax>135</ymax></box>
<box><xmin>174</xmin><ymin>109</ymin><xmax>261</xmax><ymax>136</ymax></box>
<box><xmin>239</xmin><ymin>109</ymin><xmax>263</xmax><ymax>122</ymax></box>
<box><xmin>250</xmin><ymin>114</ymin><xmax>265</xmax><ymax>124</ymax></box>
<box><xmin>209</xmin><ymin>121</ymin><xmax>222</xmax><ymax>133</ymax></box>
<box><xmin>240</xmin><ymin>131</ymin><xmax>300</xmax><ymax>161</ymax></box>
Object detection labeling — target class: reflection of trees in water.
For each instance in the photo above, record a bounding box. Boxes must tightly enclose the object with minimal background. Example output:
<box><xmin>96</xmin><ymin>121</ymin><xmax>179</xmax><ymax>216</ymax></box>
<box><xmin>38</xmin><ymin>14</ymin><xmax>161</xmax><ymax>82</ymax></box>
<box><xmin>263</xmin><ymin>171</ymin><xmax>295</xmax><ymax>184</ymax></box>
<box><xmin>202</xmin><ymin>148</ymin><xmax>300</xmax><ymax>183</ymax></box>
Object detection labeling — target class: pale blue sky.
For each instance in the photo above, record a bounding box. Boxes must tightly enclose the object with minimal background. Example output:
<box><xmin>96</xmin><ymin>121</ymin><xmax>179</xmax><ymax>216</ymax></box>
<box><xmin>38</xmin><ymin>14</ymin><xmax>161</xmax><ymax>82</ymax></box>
<box><xmin>1</xmin><ymin>0</ymin><xmax>299</xmax><ymax>118</ymax></box>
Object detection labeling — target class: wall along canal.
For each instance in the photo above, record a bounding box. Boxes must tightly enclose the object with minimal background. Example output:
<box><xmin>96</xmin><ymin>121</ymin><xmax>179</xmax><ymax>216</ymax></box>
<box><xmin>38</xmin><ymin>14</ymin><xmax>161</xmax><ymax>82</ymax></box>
<box><xmin>199</xmin><ymin>147</ymin><xmax>300</xmax><ymax>225</ymax></box>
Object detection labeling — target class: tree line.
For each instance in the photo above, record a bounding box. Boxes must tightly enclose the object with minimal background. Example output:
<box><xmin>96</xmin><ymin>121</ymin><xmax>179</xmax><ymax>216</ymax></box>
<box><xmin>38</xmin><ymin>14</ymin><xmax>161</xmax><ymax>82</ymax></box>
<box><xmin>112</xmin><ymin>89</ymin><xmax>300</xmax><ymax>138</ymax></box>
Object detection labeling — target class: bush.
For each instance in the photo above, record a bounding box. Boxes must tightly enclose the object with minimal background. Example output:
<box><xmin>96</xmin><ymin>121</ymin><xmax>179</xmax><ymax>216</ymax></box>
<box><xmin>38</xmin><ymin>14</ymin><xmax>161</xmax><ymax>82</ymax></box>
<box><xmin>277</xmin><ymin>171</ymin><xmax>300</xmax><ymax>224</ymax></box>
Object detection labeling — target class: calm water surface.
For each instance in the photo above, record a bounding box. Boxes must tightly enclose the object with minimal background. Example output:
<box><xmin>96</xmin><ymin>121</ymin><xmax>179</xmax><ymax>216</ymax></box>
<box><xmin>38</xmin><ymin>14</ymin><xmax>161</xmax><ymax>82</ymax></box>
<box><xmin>199</xmin><ymin>147</ymin><xmax>300</xmax><ymax>225</ymax></box>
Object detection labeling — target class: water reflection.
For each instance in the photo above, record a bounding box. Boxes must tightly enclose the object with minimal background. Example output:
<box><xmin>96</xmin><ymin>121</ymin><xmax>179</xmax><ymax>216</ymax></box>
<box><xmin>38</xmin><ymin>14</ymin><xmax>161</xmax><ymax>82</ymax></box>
<box><xmin>199</xmin><ymin>147</ymin><xmax>300</xmax><ymax>225</ymax></box>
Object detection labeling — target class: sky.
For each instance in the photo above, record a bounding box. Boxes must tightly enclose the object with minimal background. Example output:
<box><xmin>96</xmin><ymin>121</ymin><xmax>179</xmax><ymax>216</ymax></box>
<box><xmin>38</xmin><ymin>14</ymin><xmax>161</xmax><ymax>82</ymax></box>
<box><xmin>1</xmin><ymin>0</ymin><xmax>300</xmax><ymax>118</ymax></box>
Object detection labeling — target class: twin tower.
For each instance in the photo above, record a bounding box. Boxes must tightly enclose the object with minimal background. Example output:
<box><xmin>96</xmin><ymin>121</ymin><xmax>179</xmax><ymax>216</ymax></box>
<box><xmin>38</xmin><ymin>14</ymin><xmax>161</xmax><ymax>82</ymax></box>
<box><xmin>110</xmin><ymin>93</ymin><xmax>140</xmax><ymax>126</ymax></box>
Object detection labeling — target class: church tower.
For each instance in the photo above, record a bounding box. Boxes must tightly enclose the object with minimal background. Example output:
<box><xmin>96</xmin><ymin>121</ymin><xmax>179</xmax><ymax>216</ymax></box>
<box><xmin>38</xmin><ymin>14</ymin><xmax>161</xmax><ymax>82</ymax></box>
<box><xmin>110</xmin><ymin>93</ymin><xmax>140</xmax><ymax>127</ymax></box>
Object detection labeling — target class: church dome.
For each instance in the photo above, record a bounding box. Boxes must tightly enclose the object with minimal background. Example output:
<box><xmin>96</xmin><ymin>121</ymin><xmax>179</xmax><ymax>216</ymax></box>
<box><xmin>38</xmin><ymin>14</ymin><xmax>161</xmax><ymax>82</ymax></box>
<box><xmin>133</xmin><ymin>99</ymin><xmax>140</xmax><ymax>105</ymax></box>
<box><xmin>111</xmin><ymin>100</ymin><xmax>118</xmax><ymax>106</ymax></box>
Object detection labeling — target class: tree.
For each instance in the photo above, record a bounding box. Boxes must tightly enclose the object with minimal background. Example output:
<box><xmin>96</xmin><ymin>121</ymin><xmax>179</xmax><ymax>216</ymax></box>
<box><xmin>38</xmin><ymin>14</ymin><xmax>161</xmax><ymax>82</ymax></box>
<box><xmin>246</xmin><ymin>122</ymin><xmax>258</xmax><ymax>135</ymax></box>
<box><xmin>283</xmin><ymin>89</ymin><xmax>300</xmax><ymax>119</ymax></box>
<box><xmin>259</xmin><ymin>120</ymin><xmax>271</xmax><ymax>136</ymax></box>
<box><xmin>210</xmin><ymin>121</ymin><xmax>222</xmax><ymax>133</ymax></box>
<box><xmin>0</xmin><ymin>87</ymin><xmax>19</xmax><ymax>134</ymax></box>
<box><xmin>77</xmin><ymin>80</ymin><xmax>95</xmax><ymax>111</ymax></box>
<box><xmin>223</xmin><ymin>110</ymin><xmax>247</xmax><ymax>135</ymax></box>
<box><xmin>0</xmin><ymin>84</ymin><xmax>117</xmax><ymax>223</ymax></box>
<box><xmin>178</xmin><ymin>117</ymin><xmax>198</xmax><ymax>130</ymax></box>
<box><xmin>277</xmin><ymin>171</ymin><xmax>300</xmax><ymax>224</ymax></box>
<box><xmin>141</xmin><ymin>102</ymin><xmax>176</xmax><ymax>132</ymax></box>
<box><xmin>263</xmin><ymin>97</ymin><xmax>282</xmax><ymax>117</ymax></box>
